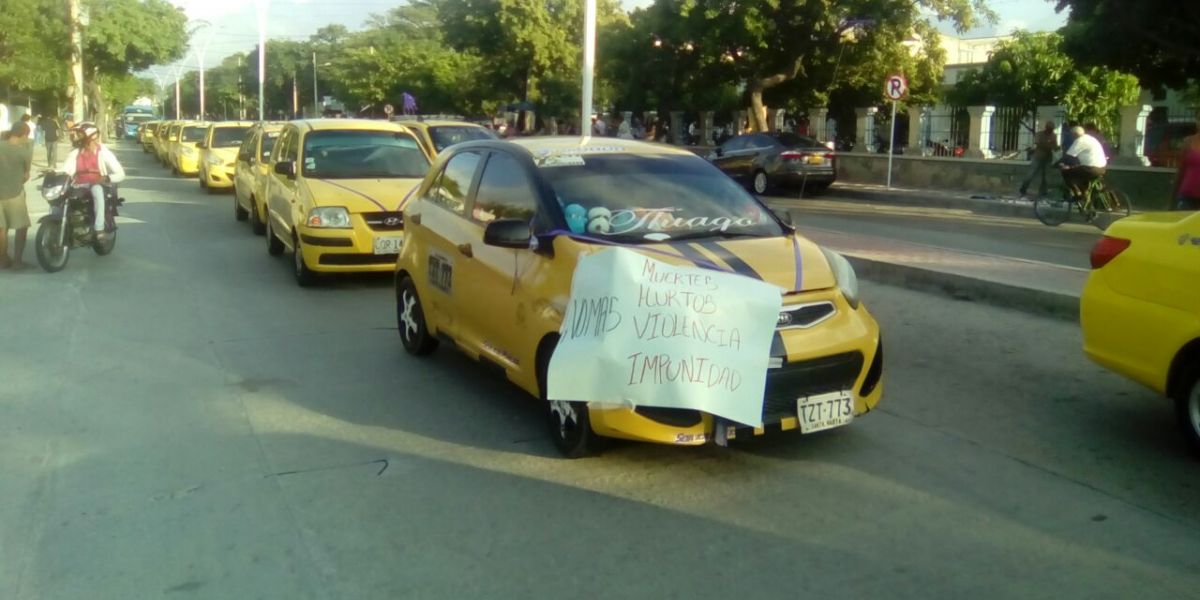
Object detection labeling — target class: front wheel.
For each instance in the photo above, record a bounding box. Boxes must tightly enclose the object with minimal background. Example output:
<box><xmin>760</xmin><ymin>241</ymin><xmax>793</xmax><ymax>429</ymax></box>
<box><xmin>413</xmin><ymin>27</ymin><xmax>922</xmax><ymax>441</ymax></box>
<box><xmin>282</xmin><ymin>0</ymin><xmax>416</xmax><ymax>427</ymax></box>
<box><xmin>1175</xmin><ymin>374</ymin><xmax>1200</xmax><ymax>455</ymax></box>
<box><xmin>537</xmin><ymin>341</ymin><xmax>599</xmax><ymax>458</ymax></box>
<box><xmin>292</xmin><ymin>236</ymin><xmax>318</xmax><ymax>287</ymax></box>
<box><xmin>396</xmin><ymin>276</ymin><xmax>438</xmax><ymax>356</ymax></box>
<box><xmin>266</xmin><ymin>216</ymin><xmax>284</xmax><ymax>256</ymax></box>
<box><xmin>234</xmin><ymin>195</ymin><xmax>248</xmax><ymax>221</ymax></box>
<box><xmin>752</xmin><ymin>170</ymin><xmax>770</xmax><ymax>195</ymax></box>
<box><xmin>249</xmin><ymin>198</ymin><xmax>266</xmax><ymax>235</ymax></box>
<box><xmin>34</xmin><ymin>221</ymin><xmax>70</xmax><ymax>272</ymax></box>
<box><xmin>1034</xmin><ymin>195</ymin><xmax>1071</xmax><ymax>226</ymax></box>
<box><xmin>92</xmin><ymin>231</ymin><xmax>116</xmax><ymax>256</ymax></box>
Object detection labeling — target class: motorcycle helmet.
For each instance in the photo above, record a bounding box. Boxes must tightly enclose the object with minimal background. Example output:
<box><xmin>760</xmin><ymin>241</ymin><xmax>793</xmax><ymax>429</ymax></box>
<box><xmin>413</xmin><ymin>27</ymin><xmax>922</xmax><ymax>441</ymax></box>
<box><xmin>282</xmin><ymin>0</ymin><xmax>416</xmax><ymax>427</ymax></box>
<box><xmin>72</xmin><ymin>122</ymin><xmax>100</xmax><ymax>147</ymax></box>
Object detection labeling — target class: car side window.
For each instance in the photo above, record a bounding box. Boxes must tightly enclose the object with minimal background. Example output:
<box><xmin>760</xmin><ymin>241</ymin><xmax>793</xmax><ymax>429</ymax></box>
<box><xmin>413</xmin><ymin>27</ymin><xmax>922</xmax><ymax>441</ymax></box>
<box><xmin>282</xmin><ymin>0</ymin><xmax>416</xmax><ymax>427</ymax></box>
<box><xmin>238</xmin><ymin>132</ymin><xmax>257</xmax><ymax>162</ymax></box>
<box><xmin>274</xmin><ymin>131</ymin><xmax>295</xmax><ymax>163</ymax></box>
<box><xmin>749</xmin><ymin>134</ymin><xmax>775</xmax><ymax>150</ymax></box>
<box><xmin>471</xmin><ymin>152</ymin><xmax>537</xmax><ymax>224</ymax></box>
<box><xmin>722</xmin><ymin>136</ymin><xmax>748</xmax><ymax>153</ymax></box>
<box><xmin>429</xmin><ymin>151</ymin><xmax>481</xmax><ymax>216</ymax></box>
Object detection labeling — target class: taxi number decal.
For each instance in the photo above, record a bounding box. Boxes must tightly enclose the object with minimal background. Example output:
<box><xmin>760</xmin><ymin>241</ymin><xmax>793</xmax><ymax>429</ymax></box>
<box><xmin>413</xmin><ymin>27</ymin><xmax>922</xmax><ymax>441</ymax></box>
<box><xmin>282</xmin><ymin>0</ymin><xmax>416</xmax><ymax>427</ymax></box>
<box><xmin>428</xmin><ymin>251</ymin><xmax>453</xmax><ymax>294</ymax></box>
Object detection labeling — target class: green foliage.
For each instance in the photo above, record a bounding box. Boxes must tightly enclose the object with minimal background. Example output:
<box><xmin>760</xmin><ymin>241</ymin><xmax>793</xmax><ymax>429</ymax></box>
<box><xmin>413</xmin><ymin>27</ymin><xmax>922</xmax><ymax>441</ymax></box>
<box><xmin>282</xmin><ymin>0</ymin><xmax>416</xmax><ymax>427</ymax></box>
<box><xmin>945</xmin><ymin>31</ymin><xmax>1141</xmax><ymax>135</ymax></box>
<box><xmin>1055</xmin><ymin>0</ymin><xmax>1200</xmax><ymax>90</ymax></box>
<box><xmin>83</xmin><ymin>0</ymin><xmax>188</xmax><ymax>75</ymax></box>
<box><xmin>0</xmin><ymin>0</ymin><xmax>69</xmax><ymax>96</ymax></box>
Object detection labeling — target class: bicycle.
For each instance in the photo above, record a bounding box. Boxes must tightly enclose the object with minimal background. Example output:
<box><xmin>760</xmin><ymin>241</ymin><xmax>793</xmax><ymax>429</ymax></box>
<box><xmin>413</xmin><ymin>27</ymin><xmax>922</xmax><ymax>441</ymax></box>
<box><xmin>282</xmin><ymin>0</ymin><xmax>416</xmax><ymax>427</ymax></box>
<box><xmin>1033</xmin><ymin>175</ymin><xmax>1132</xmax><ymax>227</ymax></box>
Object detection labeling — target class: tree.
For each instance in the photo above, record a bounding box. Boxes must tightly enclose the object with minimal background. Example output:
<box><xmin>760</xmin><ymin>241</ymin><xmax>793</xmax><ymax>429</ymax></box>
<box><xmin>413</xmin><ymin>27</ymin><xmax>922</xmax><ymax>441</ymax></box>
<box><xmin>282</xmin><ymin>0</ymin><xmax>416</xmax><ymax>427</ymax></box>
<box><xmin>83</xmin><ymin>0</ymin><xmax>187</xmax><ymax>134</ymax></box>
<box><xmin>1055</xmin><ymin>0</ymin><xmax>1200</xmax><ymax>90</ymax></box>
<box><xmin>946</xmin><ymin>31</ymin><xmax>1139</xmax><ymax>136</ymax></box>
<box><xmin>613</xmin><ymin>0</ymin><xmax>984</xmax><ymax>132</ymax></box>
<box><xmin>0</xmin><ymin>0</ymin><xmax>70</xmax><ymax>106</ymax></box>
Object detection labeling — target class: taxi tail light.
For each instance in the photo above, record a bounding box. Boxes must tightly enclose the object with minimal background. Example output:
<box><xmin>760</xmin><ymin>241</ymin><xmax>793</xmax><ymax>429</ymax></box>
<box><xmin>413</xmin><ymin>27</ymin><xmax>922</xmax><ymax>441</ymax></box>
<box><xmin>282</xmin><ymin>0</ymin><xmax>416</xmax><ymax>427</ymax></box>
<box><xmin>780</xmin><ymin>151</ymin><xmax>808</xmax><ymax>160</ymax></box>
<box><xmin>1089</xmin><ymin>236</ymin><xmax>1131</xmax><ymax>269</ymax></box>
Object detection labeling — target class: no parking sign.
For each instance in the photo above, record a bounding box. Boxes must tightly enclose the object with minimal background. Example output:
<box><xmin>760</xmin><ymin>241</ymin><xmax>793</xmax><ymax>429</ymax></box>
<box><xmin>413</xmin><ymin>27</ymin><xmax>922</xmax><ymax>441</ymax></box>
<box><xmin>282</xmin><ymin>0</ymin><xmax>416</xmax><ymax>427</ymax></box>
<box><xmin>885</xmin><ymin>74</ymin><xmax>909</xmax><ymax>101</ymax></box>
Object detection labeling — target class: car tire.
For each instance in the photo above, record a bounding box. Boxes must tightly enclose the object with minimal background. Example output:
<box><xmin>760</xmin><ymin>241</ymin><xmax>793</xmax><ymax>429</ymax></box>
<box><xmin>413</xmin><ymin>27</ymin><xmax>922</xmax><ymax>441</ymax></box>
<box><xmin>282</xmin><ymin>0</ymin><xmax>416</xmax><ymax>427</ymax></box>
<box><xmin>1174</xmin><ymin>370</ymin><xmax>1200</xmax><ymax>454</ymax></box>
<box><xmin>249</xmin><ymin>198</ymin><xmax>267</xmax><ymax>235</ymax></box>
<box><xmin>537</xmin><ymin>340</ymin><xmax>599</xmax><ymax>458</ymax></box>
<box><xmin>266</xmin><ymin>216</ymin><xmax>284</xmax><ymax>256</ymax></box>
<box><xmin>292</xmin><ymin>235</ymin><xmax>318</xmax><ymax>287</ymax></box>
<box><xmin>396</xmin><ymin>276</ymin><xmax>438</xmax><ymax>356</ymax></box>
<box><xmin>752</xmin><ymin>170</ymin><xmax>770</xmax><ymax>195</ymax></box>
<box><xmin>234</xmin><ymin>195</ymin><xmax>248</xmax><ymax>221</ymax></box>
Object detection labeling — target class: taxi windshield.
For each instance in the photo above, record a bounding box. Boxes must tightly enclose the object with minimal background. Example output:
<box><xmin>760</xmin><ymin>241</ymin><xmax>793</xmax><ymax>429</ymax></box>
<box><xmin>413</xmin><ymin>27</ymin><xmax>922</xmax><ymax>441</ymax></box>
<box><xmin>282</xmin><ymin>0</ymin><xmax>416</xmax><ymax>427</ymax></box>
<box><xmin>182</xmin><ymin>126</ymin><xmax>207</xmax><ymax>142</ymax></box>
<box><xmin>540</xmin><ymin>153</ymin><xmax>783</xmax><ymax>243</ymax></box>
<box><xmin>302</xmin><ymin>130</ymin><xmax>430</xmax><ymax>179</ymax></box>
<box><xmin>429</xmin><ymin>126</ymin><xmax>496</xmax><ymax>152</ymax></box>
<box><xmin>211</xmin><ymin>127</ymin><xmax>250</xmax><ymax>148</ymax></box>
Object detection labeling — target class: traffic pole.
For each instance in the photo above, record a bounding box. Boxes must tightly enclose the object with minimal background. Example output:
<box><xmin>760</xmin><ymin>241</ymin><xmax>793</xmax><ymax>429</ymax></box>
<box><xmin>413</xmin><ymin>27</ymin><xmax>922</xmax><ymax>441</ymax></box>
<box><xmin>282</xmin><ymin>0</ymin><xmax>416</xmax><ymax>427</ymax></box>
<box><xmin>580</xmin><ymin>0</ymin><xmax>596</xmax><ymax>139</ymax></box>
<box><xmin>887</xmin><ymin>100</ymin><xmax>897</xmax><ymax>189</ymax></box>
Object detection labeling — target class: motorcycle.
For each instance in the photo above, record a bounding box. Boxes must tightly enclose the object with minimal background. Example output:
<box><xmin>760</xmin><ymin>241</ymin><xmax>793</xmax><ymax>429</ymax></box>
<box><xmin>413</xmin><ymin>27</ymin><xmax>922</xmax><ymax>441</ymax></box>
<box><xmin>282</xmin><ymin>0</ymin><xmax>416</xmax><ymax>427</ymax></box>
<box><xmin>34</xmin><ymin>171</ymin><xmax>123</xmax><ymax>273</ymax></box>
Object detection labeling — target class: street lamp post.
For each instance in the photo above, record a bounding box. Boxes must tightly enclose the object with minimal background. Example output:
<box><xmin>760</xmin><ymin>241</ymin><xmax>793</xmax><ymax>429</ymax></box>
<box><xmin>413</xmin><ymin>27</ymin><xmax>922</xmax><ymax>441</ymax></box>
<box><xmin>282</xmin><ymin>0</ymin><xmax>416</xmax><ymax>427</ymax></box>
<box><xmin>192</xmin><ymin>21</ymin><xmax>214</xmax><ymax>119</ymax></box>
<box><xmin>312</xmin><ymin>53</ymin><xmax>331</xmax><ymax>118</ymax></box>
<box><xmin>255</xmin><ymin>0</ymin><xmax>268</xmax><ymax>121</ymax></box>
<box><xmin>580</xmin><ymin>0</ymin><xmax>596</xmax><ymax>137</ymax></box>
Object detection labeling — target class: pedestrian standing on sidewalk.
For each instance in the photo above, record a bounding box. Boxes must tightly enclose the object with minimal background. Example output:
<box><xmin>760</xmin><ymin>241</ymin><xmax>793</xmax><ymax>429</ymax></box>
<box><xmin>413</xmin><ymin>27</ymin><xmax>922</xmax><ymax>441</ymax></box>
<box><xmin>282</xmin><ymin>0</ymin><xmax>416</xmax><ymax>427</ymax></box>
<box><xmin>0</xmin><ymin>126</ymin><xmax>34</xmax><ymax>270</ymax></box>
<box><xmin>1020</xmin><ymin>121</ymin><xmax>1059</xmax><ymax>198</ymax></box>
<box><xmin>43</xmin><ymin>116</ymin><xmax>60</xmax><ymax>167</ymax></box>
<box><xmin>1171</xmin><ymin>111</ymin><xmax>1200</xmax><ymax>210</ymax></box>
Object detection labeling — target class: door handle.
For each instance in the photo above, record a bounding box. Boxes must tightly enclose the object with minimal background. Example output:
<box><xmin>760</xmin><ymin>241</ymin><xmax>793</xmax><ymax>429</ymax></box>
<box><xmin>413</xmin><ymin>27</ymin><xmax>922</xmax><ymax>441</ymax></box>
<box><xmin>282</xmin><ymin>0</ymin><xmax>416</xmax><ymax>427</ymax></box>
<box><xmin>457</xmin><ymin>243</ymin><xmax>473</xmax><ymax>258</ymax></box>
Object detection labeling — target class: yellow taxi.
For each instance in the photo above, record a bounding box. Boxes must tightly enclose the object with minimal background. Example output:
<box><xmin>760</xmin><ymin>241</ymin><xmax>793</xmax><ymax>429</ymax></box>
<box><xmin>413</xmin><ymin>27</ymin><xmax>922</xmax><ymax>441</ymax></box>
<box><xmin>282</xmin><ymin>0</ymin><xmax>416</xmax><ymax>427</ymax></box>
<box><xmin>390</xmin><ymin>118</ymin><xmax>497</xmax><ymax>157</ymax></box>
<box><xmin>393</xmin><ymin>138</ymin><xmax>884</xmax><ymax>457</ymax></box>
<box><xmin>155</xmin><ymin>121</ymin><xmax>179</xmax><ymax>166</ymax></box>
<box><xmin>197</xmin><ymin>121</ymin><xmax>253</xmax><ymax>192</ymax></box>
<box><xmin>233</xmin><ymin>122</ymin><xmax>284</xmax><ymax>234</ymax></box>
<box><xmin>139</xmin><ymin>120</ymin><xmax>159</xmax><ymax>153</ymax></box>
<box><xmin>263</xmin><ymin>119</ymin><xmax>432</xmax><ymax>286</ymax></box>
<box><xmin>169</xmin><ymin>122</ymin><xmax>210</xmax><ymax>176</ymax></box>
<box><xmin>1081</xmin><ymin>211</ymin><xmax>1200</xmax><ymax>452</ymax></box>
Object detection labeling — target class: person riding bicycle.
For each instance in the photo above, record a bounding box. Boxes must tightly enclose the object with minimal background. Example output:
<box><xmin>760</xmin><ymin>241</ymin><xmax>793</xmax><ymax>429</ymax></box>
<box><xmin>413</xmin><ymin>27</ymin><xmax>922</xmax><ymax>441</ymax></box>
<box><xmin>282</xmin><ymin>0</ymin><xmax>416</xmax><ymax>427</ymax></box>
<box><xmin>1058</xmin><ymin>125</ymin><xmax>1107</xmax><ymax>200</ymax></box>
<box><xmin>60</xmin><ymin>122</ymin><xmax>125</xmax><ymax>240</ymax></box>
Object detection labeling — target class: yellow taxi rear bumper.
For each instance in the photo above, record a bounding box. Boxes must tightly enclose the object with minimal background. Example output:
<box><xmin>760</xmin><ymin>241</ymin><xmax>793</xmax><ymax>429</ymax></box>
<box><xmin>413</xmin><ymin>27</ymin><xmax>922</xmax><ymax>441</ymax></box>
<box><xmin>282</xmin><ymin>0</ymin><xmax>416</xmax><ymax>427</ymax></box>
<box><xmin>295</xmin><ymin>215</ymin><xmax>405</xmax><ymax>274</ymax></box>
<box><xmin>587</xmin><ymin>290</ymin><xmax>884</xmax><ymax>445</ymax></box>
<box><xmin>1081</xmin><ymin>274</ymin><xmax>1190</xmax><ymax>395</ymax></box>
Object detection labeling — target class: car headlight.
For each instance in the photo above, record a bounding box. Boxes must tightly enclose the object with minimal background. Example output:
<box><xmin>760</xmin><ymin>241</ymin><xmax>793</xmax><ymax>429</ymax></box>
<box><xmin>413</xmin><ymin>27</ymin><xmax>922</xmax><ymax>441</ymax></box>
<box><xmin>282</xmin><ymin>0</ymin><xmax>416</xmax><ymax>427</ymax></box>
<box><xmin>306</xmin><ymin>206</ymin><xmax>352</xmax><ymax>228</ymax></box>
<box><xmin>41</xmin><ymin>184</ymin><xmax>66</xmax><ymax>200</ymax></box>
<box><xmin>820</xmin><ymin>248</ymin><xmax>859</xmax><ymax>309</ymax></box>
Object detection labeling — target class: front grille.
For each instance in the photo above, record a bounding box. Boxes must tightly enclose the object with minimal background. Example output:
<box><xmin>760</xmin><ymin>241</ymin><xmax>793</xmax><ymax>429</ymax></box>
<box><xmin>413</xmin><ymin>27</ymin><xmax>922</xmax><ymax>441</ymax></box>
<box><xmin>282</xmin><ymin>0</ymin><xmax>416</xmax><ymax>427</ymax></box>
<box><xmin>778</xmin><ymin>301</ymin><xmax>836</xmax><ymax>329</ymax></box>
<box><xmin>761</xmin><ymin>351</ymin><xmax>864</xmax><ymax>422</ymax></box>
<box><xmin>635</xmin><ymin>406</ymin><xmax>703</xmax><ymax>427</ymax></box>
<box><xmin>318</xmin><ymin>254</ymin><xmax>397</xmax><ymax>266</ymax></box>
<box><xmin>363</xmin><ymin>211</ymin><xmax>404</xmax><ymax>231</ymax></box>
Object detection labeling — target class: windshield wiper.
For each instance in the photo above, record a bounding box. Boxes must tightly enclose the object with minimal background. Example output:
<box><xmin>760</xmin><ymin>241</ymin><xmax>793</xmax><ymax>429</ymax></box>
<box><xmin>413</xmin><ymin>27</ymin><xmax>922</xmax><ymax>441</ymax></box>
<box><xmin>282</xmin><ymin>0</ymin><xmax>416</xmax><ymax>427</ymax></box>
<box><xmin>656</xmin><ymin>230</ymin><xmax>766</xmax><ymax>242</ymax></box>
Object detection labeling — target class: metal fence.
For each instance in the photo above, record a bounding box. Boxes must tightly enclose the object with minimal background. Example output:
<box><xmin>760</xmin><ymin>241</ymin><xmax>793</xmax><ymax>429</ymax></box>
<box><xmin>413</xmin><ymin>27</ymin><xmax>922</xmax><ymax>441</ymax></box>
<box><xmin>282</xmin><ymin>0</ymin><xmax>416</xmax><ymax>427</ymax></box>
<box><xmin>1144</xmin><ymin>106</ymin><xmax>1198</xmax><ymax>168</ymax></box>
<box><xmin>989</xmin><ymin>106</ymin><xmax>1034</xmax><ymax>159</ymax></box>
<box><xmin>922</xmin><ymin>106</ymin><xmax>968</xmax><ymax>157</ymax></box>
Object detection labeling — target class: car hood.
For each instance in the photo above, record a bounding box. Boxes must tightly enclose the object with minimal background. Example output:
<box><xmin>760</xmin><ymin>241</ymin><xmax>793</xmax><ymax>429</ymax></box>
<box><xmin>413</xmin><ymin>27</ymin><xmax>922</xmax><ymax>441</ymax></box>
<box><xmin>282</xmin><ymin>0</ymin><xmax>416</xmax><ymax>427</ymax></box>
<box><xmin>207</xmin><ymin>147</ymin><xmax>239</xmax><ymax>162</ymax></box>
<box><xmin>303</xmin><ymin>177</ymin><xmax>423</xmax><ymax>213</ymax></box>
<box><xmin>573</xmin><ymin>234</ymin><xmax>836</xmax><ymax>293</ymax></box>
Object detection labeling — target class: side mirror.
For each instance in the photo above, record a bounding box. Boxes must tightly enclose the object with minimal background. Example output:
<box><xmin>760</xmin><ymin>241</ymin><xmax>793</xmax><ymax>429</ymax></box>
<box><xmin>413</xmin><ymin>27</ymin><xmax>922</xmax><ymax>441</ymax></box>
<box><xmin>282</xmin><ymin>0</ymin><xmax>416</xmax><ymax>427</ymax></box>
<box><xmin>274</xmin><ymin>160</ymin><xmax>296</xmax><ymax>179</ymax></box>
<box><xmin>196</xmin><ymin>141</ymin><xmax>207</xmax><ymax>149</ymax></box>
<box><xmin>483</xmin><ymin>218</ymin><xmax>533</xmax><ymax>249</ymax></box>
<box><xmin>772</xmin><ymin>207</ymin><xmax>795</xmax><ymax>228</ymax></box>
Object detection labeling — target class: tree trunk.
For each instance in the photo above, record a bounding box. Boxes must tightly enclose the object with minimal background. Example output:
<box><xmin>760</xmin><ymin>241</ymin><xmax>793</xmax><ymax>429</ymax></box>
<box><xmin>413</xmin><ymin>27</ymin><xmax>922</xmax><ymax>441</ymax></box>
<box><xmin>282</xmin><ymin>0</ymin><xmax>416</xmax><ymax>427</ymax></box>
<box><xmin>747</xmin><ymin>55</ymin><xmax>806</xmax><ymax>133</ymax></box>
<box><xmin>88</xmin><ymin>72</ymin><xmax>108</xmax><ymax>142</ymax></box>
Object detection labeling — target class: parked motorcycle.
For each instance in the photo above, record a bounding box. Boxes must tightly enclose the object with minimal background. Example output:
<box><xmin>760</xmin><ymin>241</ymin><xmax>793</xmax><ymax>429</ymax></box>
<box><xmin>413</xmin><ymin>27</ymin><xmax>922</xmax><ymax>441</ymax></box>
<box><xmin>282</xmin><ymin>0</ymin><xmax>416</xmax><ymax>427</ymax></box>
<box><xmin>34</xmin><ymin>171</ymin><xmax>122</xmax><ymax>273</ymax></box>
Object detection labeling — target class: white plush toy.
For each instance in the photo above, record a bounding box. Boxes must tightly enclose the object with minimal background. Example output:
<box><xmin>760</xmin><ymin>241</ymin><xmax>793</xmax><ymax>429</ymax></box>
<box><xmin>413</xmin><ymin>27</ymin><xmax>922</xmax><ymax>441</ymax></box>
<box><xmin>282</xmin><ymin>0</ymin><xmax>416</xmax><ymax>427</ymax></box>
<box><xmin>586</xmin><ymin>207</ymin><xmax>612</xmax><ymax>234</ymax></box>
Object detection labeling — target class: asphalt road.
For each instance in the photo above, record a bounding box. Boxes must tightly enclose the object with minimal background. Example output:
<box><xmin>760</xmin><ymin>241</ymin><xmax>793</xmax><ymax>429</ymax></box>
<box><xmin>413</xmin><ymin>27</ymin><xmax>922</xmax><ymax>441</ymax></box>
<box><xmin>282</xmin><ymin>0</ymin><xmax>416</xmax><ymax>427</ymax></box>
<box><xmin>1</xmin><ymin>143</ymin><xmax>1197</xmax><ymax>599</ymax></box>
<box><xmin>766</xmin><ymin>192</ymin><xmax>1102</xmax><ymax>269</ymax></box>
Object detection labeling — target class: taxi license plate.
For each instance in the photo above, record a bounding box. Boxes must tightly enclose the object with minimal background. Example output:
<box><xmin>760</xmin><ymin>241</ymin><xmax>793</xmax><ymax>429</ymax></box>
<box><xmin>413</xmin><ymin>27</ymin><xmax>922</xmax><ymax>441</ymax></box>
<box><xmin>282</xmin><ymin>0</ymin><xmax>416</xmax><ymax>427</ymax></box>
<box><xmin>807</xmin><ymin>155</ymin><xmax>826</xmax><ymax>165</ymax></box>
<box><xmin>373</xmin><ymin>236</ymin><xmax>403</xmax><ymax>255</ymax></box>
<box><xmin>796</xmin><ymin>390</ymin><xmax>853</xmax><ymax>434</ymax></box>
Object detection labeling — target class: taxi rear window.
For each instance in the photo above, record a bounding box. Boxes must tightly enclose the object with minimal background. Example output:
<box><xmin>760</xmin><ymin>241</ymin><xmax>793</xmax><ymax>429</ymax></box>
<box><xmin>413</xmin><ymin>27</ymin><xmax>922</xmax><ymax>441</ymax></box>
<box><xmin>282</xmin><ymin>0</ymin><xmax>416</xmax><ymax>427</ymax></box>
<box><xmin>429</xmin><ymin>126</ymin><xmax>496</xmax><ymax>152</ymax></box>
<box><xmin>540</xmin><ymin>153</ymin><xmax>783</xmax><ymax>243</ymax></box>
<box><xmin>182</xmin><ymin>126</ymin><xmax>206</xmax><ymax>142</ymax></box>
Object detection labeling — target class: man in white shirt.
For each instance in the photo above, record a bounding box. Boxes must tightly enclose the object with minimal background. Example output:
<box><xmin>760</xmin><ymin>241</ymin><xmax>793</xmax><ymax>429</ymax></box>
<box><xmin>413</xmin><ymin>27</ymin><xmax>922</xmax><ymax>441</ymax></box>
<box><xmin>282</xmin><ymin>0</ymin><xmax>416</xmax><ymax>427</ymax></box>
<box><xmin>1060</xmin><ymin>125</ymin><xmax>1107</xmax><ymax>198</ymax></box>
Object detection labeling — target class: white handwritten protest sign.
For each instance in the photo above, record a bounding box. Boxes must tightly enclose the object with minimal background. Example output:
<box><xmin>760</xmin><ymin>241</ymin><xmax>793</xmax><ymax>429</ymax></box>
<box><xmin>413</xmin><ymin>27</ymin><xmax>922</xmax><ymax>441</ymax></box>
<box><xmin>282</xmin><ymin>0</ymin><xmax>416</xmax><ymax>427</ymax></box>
<box><xmin>547</xmin><ymin>247</ymin><xmax>782</xmax><ymax>427</ymax></box>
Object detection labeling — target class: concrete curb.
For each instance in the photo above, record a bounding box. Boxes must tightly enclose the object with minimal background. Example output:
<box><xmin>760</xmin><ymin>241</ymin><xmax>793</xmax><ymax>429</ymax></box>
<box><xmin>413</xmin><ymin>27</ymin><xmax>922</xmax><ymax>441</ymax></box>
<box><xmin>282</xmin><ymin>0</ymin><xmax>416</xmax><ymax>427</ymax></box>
<box><xmin>822</xmin><ymin>185</ymin><xmax>1036</xmax><ymax>219</ymax></box>
<box><xmin>845</xmin><ymin>254</ymin><xmax>1081</xmax><ymax>322</ymax></box>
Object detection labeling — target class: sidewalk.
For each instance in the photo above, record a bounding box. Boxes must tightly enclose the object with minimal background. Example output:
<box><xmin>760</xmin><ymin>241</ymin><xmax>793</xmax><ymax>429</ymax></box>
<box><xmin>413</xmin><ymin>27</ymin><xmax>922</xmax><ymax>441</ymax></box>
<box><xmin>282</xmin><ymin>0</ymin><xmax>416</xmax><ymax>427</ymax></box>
<box><xmin>799</xmin><ymin>225</ymin><xmax>1087</xmax><ymax>321</ymax></box>
<box><xmin>818</xmin><ymin>182</ymin><xmax>1037</xmax><ymax>219</ymax></box>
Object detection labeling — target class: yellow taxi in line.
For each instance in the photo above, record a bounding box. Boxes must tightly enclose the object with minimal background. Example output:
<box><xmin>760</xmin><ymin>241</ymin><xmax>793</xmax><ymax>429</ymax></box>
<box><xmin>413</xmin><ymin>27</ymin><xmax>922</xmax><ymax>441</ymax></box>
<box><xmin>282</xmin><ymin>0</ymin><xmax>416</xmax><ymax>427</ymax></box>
<box><xmin>197</xmin><ymin>121</ymin><xmax>253</xmax><ymax>192</ymax></box>
<box><xmin>233</xmin><ymin>122</ymin><xmax>285</xmax><ymax>235</ymax></box>
<box><xmin>263</xmin><ymin>119</ymin><xmax>432</xmax><ymax>286</ymax></box>
<box><xmin>390</xmin><ymin>118</ymin><xmax>497</xmax><ymax>157</ymax></box>
<box><xmin>169</xmin><ymin>122</ymin><xmax>210</xmax><ymax>176</ymax></box>
<box><xmin>156</xmin><ymin>121</ymin><xmax>179</xmax><ymax>165</ymax></box>
<box><xmin>139</xmin><ymin>120</ymin><xmax>159</xmax><ymax>153</ymax></box>
<box><xmin>393</xmin><ymin>138</ymin><xmax>884</xmax><ymax>457</ymax></box>
<box><xmin>1081</xmin><ymin>211</ymin><xmax>1200</xmax><ymax>452</ymax></box>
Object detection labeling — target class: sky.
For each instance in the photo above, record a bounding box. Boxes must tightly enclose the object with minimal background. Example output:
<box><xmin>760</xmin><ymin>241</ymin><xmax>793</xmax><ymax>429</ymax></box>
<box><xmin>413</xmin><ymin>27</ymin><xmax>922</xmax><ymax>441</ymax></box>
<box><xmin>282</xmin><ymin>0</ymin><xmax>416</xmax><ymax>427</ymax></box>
<box><xmin>155</xmin><ymin>0</ymin><xmax>1068</xmax><ymax>80</ymax></box>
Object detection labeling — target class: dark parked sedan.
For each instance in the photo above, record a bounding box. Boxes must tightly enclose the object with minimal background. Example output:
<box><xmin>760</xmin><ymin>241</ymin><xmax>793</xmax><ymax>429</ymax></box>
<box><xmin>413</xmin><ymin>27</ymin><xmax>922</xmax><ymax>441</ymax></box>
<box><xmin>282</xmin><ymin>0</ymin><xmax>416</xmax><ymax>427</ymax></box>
<box><xmin>708</xmin><ymin>132</ymin><xmax>836</xmax><ymax>195</ymax></box>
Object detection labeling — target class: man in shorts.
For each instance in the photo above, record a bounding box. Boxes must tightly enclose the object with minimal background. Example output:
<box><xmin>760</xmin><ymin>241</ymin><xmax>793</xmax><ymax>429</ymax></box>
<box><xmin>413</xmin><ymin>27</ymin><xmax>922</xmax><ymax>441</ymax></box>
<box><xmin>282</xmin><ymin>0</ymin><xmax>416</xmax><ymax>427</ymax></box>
<box><xmin>0</xmin><ymin>124</ymin><xmax>33</xmax><ymax>269</ymax></box>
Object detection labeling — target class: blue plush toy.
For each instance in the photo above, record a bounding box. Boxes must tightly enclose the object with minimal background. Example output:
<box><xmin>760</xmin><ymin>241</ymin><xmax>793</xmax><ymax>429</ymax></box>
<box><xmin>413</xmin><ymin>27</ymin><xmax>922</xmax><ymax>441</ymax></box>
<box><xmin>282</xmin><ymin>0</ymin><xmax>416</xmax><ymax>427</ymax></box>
<box><xmin>564</xmin><ymin>203</ymin><xmax>588</xmax><ymax>234</ymax></box>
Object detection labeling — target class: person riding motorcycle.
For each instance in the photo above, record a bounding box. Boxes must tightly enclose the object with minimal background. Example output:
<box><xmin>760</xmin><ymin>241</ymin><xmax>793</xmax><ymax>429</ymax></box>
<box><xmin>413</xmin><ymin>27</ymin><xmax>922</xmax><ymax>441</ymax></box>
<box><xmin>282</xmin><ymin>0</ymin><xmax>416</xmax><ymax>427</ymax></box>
<box><xmin>60</xmin><ymin>122</ymin><xmax>125</xmax><ymax>240</ymax></box>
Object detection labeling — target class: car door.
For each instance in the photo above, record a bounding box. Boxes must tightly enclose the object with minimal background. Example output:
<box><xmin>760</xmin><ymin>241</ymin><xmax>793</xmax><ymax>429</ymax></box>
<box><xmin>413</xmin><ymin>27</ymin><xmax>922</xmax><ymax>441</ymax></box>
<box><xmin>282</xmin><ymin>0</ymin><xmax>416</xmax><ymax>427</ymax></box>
<box><xmin>234</xmin><ymin>129</ymin><xmax>258</xmax><ymax>208</ymax></box>
<box><xmin>453</xmin><ymin>150</ymin><xmax>543</xmax><ymax>366</ymax></box>
<box><xmin>713</xmin><ymin>136</ymin><xmax>749</xmax><ymax>182</ymax></box>
<box><xmin>267</xmin><ymin>127</ymin><xmax>299</xmax><ymax>237</ymax></box>
<box><xmin>408</xmin><ymin>150</ymin><xmax>484</xmax><ymax>342</ymax></box>
<box><xmin>747</xmin><ymin>133</ymin><xmax>777</xmax><ymax>174</ymax></box>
